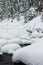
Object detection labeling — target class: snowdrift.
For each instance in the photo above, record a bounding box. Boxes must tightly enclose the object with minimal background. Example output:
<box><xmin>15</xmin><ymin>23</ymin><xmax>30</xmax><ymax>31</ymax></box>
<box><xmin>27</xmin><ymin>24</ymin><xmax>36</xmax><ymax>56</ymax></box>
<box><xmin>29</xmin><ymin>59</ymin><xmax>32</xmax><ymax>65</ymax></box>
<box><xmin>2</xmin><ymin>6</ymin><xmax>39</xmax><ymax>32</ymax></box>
<box><xmin>0</xmin><ymin>39</ymin><xmax>8</xmax><ymax>48</ymax></box>
<box><xmin>12</xmin><ymin>38</ymin><xmax>43</xmax><ymax>65</ymax></box>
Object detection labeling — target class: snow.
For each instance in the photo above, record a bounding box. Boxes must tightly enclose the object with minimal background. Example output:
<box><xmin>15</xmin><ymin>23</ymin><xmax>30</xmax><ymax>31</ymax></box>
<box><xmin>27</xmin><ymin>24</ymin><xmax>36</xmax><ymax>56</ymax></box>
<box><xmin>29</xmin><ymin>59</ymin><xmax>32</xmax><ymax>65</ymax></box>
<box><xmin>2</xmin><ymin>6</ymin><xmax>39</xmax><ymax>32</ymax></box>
<box><xmin>29</xmin><ymin>6</ymin><xmax>35</xmax><ymax>15</ymax></box>
<box><xmin>12</xmin><ymin>38</ymin><xmax>43</xmax><ymax>65</ymax></box>
<box><xmin>0</xmin><ymin>17</ymin><xmax>31</xmax><ymax>45</ymax></box>
<box><xmin>24</xmin><ymin>15</ymin><xmax>43</xmax><ymax>39</ymax></box>
<box><xmin>25</xmin><ymin>15</ymin><xmax>42</xmax><ymax>29</ymax></box>
<box><xmin>32</xmin><ymin>38</ymin><xmax>43</xmax><ymax>45</ymax></box>
<box><xmin>0</xmin><ymin>14</ymin><xmax>43</xmax><ymax>65</ymax></box>
<box><xmin>0</xmin><ymin>15</ymin><xmax>43</xmax><ymax>47</ymax></box>
<box><xmin>1</xmin><ymin>43</ymin><xmax>21</xmax><ymax>54</ymax></box>
<box><xmin>0</xmin><ymin>18</ymin><xmax>28</xmax><ymax>40</ymax></box>
<box><xmin>8</xmin><ymin>50</ymin><xmax>15</xmax><ymax>54</ymax></box>
<box><xmin>25</xmin><ymin>15</ymin><xmax>43</xmax><ymax>32</ymax></box>
<box><xmin>0</xmin><ymin>52</ymin><xmax>2</xmax><ymax>55</ymax></box>
<box><xmin>0</xmin><ymin>39</ymin><xmax>8</xmax><ymax>47</ymax></box>
<box><xmin>8</xmin><ymin>38</ymin><xmax>22</xmax><ymax>44</ymax></box>
<box><xmin>0</xmin><ymin>15</ymin><xmax>43</xmax><ymax>46</ymax></box>
<box><xmin>30</xmin><ymin>31</ymin><xmax>39</xmax><ymax>38</ymax></box>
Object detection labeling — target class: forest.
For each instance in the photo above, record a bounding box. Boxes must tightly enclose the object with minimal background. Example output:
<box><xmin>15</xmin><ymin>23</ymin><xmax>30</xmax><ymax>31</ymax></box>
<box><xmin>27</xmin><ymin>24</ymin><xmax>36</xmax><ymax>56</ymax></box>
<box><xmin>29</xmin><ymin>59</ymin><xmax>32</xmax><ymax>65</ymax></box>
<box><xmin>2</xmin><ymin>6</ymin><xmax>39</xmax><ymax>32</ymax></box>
<box><xmin>0</xmin><ymin>0</ymin><xmax>41</xmax><ymax>22</ymax></box>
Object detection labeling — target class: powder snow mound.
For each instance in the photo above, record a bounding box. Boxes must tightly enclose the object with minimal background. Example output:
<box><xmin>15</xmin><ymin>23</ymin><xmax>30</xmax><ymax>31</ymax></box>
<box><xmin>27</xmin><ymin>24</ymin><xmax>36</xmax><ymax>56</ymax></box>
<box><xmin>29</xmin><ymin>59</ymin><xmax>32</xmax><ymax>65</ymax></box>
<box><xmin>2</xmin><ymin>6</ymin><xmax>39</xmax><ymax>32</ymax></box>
<box><xmin>0</xmin><ymin>51</ymin><xmax>2</xmax><ymax>55</ymax></box>
<box><xmin>12</xmin><ymin>38</ymin><xmax>43</xmax><ymax>65</ymax></box>
<box><xmin>0</xmin><ymin>39</ymin><xmax>8</xmax><ymax>48</ymax></box>
<box><xmin>1</xmin><ymin>43</ymin><xmax>21</xmax><ymax>54</ymax></box>
<box><xmin>30</xmin><ymin>31</ymin><xmax>39</xmax><ymax>38</ymax></box>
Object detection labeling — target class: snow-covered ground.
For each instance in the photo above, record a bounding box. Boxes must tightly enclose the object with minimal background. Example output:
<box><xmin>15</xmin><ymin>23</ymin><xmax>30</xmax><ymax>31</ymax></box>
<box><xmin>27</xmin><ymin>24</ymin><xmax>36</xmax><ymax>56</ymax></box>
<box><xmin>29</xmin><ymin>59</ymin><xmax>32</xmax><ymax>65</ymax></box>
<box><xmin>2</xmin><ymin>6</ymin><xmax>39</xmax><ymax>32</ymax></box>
<box><xmin>0</xmin><ymin>16</ymin><xmax>34</xmax><ymax>46</ymax></box>
<box><xmin>0</xmin><ymin>15</ymin><xmax>43</xmax><ymax>65</ymax></box>
<box><xmin>0</xmin><ymin>18</ymin><xmax>28</xmax><ymax>41</ymax></box>
<box><xmin>0</xmin><ymin>15</ymin><xmax>43</xmax><ymax>46</ymax></box>
<box><xmin>12</xmin><ymin>38</ymin><xmax>43</xmax><ymax>65</ymax></box>
<box><xmin>0</xmin><ymin>39</ymin><xmax>8</xmax><ymax>48</ymax></box>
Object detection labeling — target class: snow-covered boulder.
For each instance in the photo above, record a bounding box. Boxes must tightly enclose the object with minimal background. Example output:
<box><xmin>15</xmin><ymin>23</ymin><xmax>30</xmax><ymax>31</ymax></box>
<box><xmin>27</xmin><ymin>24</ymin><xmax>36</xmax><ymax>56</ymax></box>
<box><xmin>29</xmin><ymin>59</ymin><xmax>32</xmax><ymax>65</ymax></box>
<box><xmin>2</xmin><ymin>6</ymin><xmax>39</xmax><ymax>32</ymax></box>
<box><xmin>38</xmin><ymin>31</ymin><xmax>43</xmax><ymax>38</ymax></box>
<box><xmin>12</xmin><ymin>38</ymin><xmax>43</xmax><ymax>65</ymax></box>
<box><xmin>1</xmin><ymin>44</ymin><xmax>21</xmax><ymax>54</ymax></box>
<box><xmin>8</xmin><ymin>38</ymin><xmax>22</xmax><ymax>44</ymax></box>
<box><xmin>0</xmin><ymin>39</ymin><xmax>8</xmax><ymax>47</ymax></box>
<box><xmin>30</xmin><ymin>31</ymin><xmax>39</xmax><ymax>38</ymax></box>
<box><xmin>0</xmin><ymin>51</ymin><xmax>2</xmax><ymax>55</ymax></box>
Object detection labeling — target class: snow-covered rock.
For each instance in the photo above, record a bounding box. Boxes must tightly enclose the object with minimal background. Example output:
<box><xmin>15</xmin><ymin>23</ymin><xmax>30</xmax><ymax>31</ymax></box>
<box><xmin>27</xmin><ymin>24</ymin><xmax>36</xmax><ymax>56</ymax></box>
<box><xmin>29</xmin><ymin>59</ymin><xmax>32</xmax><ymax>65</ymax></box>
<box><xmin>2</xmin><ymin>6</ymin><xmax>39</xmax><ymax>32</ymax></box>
<box><xmin>1</xmin><ymin>44</ymin><xmax>21</xmax><ymax>54</ymax></box>
<box><xmin>8</xmin><ymin>50</ymin><xmax>15</xmax><ymax>54</ymax></box>
<box><xmin>0</xmin><ymin>39</ymin><xmax>8</xmax><ymax>47</ymax></box>
<box><xmin>8</xmin><ymin>38</ymin><xmax>22</xmax><ymax>44</ymax></box>
<box><xmin>12</xmin><ymin>38</ymin><xmax>43</xmax><ymax>65</ymax></box>
<box><xmin>30</xmin><ymin>31</ymin><xmax>39</xmax><ymax>38</ymax></box>
<box><xmin>38</xmin><ymin>32</ymin><xmax>43</xmax><ymax>38</ymax></box>
<box><xmin>0</xmin><ymin>51</ymin><xmax>2</xmax><ymax>55</ymax></box>
<box><xmin>8</xmin><ymin>38</ymin><xmax>31</xmax><ymax>45</ymax></box>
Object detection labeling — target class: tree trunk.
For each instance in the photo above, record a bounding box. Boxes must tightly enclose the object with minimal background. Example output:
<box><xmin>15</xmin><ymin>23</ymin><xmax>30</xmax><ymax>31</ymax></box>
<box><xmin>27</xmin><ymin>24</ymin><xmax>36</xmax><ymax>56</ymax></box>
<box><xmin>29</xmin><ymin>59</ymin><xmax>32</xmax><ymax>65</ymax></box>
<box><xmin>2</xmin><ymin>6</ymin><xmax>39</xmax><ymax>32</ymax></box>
<box><xmin>41</xmin><ymin>9</ymin><xmax>43</xmax><ymax>22</ymax></box>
